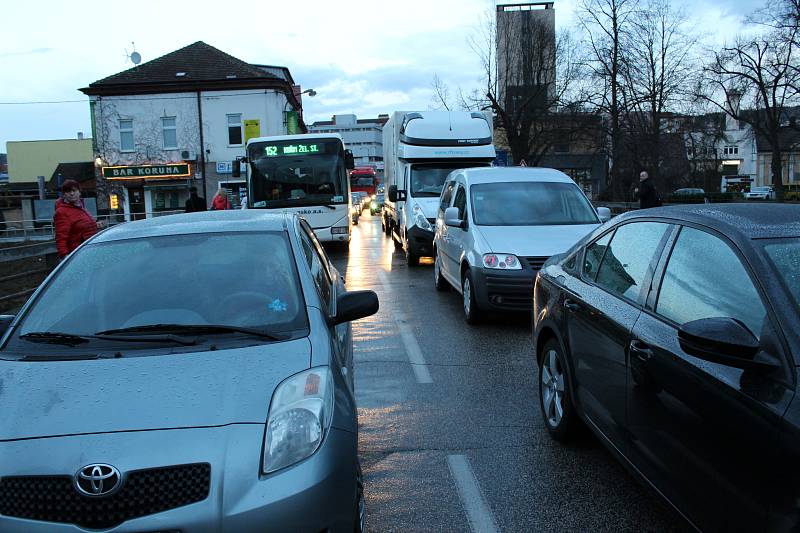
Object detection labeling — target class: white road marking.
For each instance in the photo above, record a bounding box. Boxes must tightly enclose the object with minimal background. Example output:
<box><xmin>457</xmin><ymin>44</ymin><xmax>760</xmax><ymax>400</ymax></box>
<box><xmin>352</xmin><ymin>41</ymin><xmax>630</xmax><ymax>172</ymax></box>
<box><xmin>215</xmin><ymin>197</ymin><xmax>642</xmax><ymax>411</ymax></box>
<box><xmin>447</xmin><ymin>455</ymin><xmax>500</xmax><ymax>533</ymax></box>
<box><xmin>376</xmin><ymin>271</ymin><xmax>433</xmax><ymax>383</ymax></box>
<box><xmin>394</xmin><ymin>311</ymin><xmax>433</xmax><ymax>384</ymax></box>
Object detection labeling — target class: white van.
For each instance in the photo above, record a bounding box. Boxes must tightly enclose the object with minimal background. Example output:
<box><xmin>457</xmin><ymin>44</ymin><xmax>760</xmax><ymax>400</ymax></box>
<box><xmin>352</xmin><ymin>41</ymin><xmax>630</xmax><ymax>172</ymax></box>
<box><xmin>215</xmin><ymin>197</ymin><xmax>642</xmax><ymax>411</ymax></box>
<box><xmin>433</xmin><ymin>167</ymin><xmax>610</xmax><ymax>323</ymax></box>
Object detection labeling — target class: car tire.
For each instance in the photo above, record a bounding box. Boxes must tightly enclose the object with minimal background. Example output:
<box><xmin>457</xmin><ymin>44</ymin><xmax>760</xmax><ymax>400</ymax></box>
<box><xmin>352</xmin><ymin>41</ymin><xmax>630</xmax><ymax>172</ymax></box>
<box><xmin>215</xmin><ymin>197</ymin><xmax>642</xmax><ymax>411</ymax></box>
<box><xmin>434</xmin><ymin>251</ymin><xmax>449</xmax><ymax>291</ymax></box>
<box><xmin>461</xmin><ymin>269</ymin><xmax>482</xmax><ymax>324</ymax></box>
<box><xmin>354</xmin><ymin>461</ymin><xmax>365</xmax><ymax>533</ymax></box>
<box><xmin>538</xmin><ymin>339</ymin><xmax>579</xmax><ymax>441</ymax></box>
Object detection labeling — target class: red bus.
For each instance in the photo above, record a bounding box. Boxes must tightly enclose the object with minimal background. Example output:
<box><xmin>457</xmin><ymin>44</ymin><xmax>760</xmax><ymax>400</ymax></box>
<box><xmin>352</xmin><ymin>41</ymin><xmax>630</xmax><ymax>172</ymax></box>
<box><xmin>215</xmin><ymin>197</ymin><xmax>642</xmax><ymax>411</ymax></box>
<box><xmin>350</xmin><ymin>166</ymin><xmax>378</xmax><ymax>197</ymax></box>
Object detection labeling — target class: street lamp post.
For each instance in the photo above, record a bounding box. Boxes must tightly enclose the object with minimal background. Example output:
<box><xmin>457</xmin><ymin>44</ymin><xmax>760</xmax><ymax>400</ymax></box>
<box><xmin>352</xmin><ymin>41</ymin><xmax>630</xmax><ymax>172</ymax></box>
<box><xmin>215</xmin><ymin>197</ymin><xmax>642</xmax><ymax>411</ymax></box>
<box><xmin>284</xmin><ymin>89</ymin><xmax>316</xmax><ymax>133</ymax></box>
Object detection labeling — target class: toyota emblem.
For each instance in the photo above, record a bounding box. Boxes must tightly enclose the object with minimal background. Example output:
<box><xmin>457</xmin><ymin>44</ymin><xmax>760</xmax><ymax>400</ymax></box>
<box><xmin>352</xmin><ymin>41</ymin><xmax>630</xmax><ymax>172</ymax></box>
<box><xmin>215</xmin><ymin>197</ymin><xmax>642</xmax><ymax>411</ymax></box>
<box><xmin>74</xmin><ymin>464</ymin><xmax>121</xmax><ymax>497</ymax></box>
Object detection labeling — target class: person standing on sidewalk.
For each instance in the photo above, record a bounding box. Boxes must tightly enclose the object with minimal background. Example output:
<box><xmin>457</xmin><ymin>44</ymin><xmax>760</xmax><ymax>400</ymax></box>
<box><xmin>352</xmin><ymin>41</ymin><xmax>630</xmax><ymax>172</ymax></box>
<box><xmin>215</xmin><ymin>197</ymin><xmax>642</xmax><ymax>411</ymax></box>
<box><xmin>53</xmin><ymin>180</ymin><xmax>105</xmax><ymax>260</ymax></box>
<box><xmin>185</xmin><ymin>186</ymin><xmax>207</xmax><ymax>213</ymax></box>
<box><xmin>211</xmin><ymin>188</ymin><xmax>231</xmax><ymax>210</ymax></box>
<box><xmin>635</xmin><ymin>171</ymin><xmax>662</xmax><ymax>209</ymax></box>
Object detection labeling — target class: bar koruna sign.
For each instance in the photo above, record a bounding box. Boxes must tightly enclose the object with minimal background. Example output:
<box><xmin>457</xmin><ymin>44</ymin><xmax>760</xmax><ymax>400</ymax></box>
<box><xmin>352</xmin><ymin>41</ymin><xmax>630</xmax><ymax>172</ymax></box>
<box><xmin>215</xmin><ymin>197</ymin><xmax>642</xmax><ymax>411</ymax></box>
<box><xmin>103</xmin><ymin>164</ymin><xmax>191</xmax><ymax>179</ymax></box>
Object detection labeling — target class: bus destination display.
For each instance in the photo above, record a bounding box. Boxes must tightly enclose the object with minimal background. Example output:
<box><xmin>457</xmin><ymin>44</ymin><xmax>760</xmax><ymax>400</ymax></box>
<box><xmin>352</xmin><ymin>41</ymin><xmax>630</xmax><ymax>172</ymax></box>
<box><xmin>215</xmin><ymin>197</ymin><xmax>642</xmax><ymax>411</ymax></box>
<box><xmin>264</xmin><ymin>144</ymin><xmax>320</xmax><ymax>157</ymax></box>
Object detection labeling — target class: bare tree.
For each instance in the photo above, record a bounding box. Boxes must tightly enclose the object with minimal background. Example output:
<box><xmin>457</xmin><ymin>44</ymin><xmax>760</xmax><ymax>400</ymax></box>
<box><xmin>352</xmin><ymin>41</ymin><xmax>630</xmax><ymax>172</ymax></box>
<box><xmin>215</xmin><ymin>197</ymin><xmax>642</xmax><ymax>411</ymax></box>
<box><xmin>750</xmin><ymin>0</ymin><xmax>800</xmax><ymax>100</ymax></box>
<box><xmin>459</xmin><ymin>6</ymin><xmax>585</xmax><ymax>165</ymax></box>
<box><xmin>697</xmin><ymin>31</ymin><xmax>800</xmax><ymax>200</ymax></box>
<box><xmin>619</xmin><ymin>0</ymin><xmax>698</xmax><ymax>188</ymax></box>
<box><xmin>430</xmin><ymin>74</ymin><xmax>452</xmax><ymax>111</ymax></box>
<box><xmin>577</xmin><ymin>0</ymin><xmax>639</xmax><ymax>198</ymax></box>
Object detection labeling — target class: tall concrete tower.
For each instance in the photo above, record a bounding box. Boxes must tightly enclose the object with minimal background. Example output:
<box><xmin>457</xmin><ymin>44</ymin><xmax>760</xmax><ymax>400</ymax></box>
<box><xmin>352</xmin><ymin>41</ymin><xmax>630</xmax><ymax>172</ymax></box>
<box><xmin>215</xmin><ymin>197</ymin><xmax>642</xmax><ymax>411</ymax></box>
<box><xmin>496</xmin><ymin>2</ymin><xmax>556</xmax><ymax>115</ymax></box>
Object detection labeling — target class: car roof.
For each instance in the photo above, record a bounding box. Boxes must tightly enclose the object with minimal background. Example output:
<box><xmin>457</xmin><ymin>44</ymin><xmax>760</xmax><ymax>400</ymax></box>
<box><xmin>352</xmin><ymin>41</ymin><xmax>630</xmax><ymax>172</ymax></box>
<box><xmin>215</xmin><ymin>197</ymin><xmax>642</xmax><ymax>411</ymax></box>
<box><xmin>456</xmin><ymin>167</ymin><xmax>576</xmax><ymax>185</ymax></box>
<box><xmin>93</xmin><ymin>210</ymin><xmax>292</xmax><ymax>243</ymax></box>
<box><xmin>617</xmin><ymin>203</ymin><xmax>800</xmax><ymax>239</ymax></box>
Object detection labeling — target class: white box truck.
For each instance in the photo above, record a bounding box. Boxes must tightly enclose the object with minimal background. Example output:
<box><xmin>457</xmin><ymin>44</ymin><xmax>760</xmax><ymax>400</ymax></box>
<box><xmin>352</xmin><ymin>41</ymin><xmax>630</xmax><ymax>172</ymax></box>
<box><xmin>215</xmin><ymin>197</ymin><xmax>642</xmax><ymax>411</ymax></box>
<box><xmin>382</xmin><ymin>111</ymin><xmax>496</xmax><ymax>265</ymax></box>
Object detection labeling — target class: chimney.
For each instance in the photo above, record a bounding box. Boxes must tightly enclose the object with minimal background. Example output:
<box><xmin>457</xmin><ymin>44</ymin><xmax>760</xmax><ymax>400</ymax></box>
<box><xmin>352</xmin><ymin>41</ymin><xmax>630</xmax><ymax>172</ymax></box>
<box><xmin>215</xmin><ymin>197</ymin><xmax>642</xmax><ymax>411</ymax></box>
<box><xmin>77</xmin><ymin>132</ymin><xmax>84</xmax><ymax>140</ymax></box>
<box><xmin>725</xmin><ymin>89</ymin><xmax>742</xmax><ymax>131</ymax></box>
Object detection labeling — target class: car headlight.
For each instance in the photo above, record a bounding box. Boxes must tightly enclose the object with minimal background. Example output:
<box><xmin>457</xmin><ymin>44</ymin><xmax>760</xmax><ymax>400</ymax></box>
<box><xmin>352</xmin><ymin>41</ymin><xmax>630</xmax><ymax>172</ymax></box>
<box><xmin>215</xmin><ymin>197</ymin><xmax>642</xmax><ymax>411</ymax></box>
<box><xmin>263</xmin><ymin>367</ymin><xmax>334</xmax><ymax>474</ymax></box>
<box><xmin>413</xmin><ymin>204</ymin><xmax>433</xmax><ymax>231</ymax></box>
<box><xmin>483</xmin><ymin>253</ymin><xmax>522</xmax><ymax>270</ymax></box>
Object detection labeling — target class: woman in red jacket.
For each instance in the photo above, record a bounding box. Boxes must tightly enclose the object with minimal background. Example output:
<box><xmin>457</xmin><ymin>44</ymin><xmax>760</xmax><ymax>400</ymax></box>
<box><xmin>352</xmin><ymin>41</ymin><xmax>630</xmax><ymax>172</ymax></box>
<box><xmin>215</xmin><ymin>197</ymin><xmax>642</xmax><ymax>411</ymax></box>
<box><xmin>54</xmin><ymin>180</ymin><xmax>104</xmax><ymax>259</ymax></box>
<box><xmin>210</xmin><ymin>188</ymin><xmax>231</xmax><ymax>210</ymax></box>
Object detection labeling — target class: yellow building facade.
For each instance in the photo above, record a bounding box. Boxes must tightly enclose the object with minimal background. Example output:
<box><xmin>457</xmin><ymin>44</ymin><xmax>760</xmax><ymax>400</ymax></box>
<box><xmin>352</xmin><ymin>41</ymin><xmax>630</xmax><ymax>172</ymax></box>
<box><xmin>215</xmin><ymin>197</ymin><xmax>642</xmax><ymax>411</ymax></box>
<box><xmin>7</xmin><ymin>139</ymin><xmax>93</xmax><ymax>183</ymax></box>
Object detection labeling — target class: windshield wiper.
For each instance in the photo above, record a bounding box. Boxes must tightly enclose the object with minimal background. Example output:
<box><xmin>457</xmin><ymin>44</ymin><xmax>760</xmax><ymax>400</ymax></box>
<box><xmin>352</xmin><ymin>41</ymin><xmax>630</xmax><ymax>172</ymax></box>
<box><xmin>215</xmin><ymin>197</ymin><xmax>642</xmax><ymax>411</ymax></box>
<box><xmin>321</xmin><ymin>204</ymin><xmax>336</xmax><ymax>210</ymax></box>
<box><xmin>20</xmin><ymin>330</ymin><xmax>196</xmax><ymax>347</ymax></box>
<box><xmin>20</xmin><ymin>353</ymin><xmax>101</xmax><ymax>361</ymax></box>
<box><xmin>20</xmin><ymin>332</ymin><xmax>91</xmax><ymax>346</ymax></box>
<box><xmin>96</xmin><ymin>324</ymin><xmax>289</xmax><ymax>341</ymax></box>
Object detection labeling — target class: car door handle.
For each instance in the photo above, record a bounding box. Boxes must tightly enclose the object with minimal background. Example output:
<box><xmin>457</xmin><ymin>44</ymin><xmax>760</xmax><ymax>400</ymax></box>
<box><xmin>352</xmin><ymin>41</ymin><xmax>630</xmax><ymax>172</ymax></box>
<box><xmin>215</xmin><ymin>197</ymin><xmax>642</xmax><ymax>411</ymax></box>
<box><xmin>629</xmin><ymin>340</ymin><xmax>653</xmax><ymax>362</ymax></box>
<box><xmin>564</xmin><ymin>299</ymin><xmax>581</xmax><ymax>311</ymax></box>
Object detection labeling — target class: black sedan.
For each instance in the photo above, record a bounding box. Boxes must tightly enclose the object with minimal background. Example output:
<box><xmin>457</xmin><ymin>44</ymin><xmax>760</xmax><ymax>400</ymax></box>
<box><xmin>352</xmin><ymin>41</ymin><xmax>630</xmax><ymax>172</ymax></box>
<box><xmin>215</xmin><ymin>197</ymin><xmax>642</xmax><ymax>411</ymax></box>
<box><xmin>532</xmin><ymin>204</ymin><xmax>800</xmax><ymax>532</ymax></box>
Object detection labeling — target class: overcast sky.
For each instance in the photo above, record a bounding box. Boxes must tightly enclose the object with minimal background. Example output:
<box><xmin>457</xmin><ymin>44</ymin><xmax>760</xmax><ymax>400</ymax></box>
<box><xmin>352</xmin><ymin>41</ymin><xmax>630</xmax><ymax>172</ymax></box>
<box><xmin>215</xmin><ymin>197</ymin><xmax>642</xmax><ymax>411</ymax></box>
<box><xmin>0</xmin><ymin>0</ymin><xmax>761</xmax><ymax>151</ymax></box>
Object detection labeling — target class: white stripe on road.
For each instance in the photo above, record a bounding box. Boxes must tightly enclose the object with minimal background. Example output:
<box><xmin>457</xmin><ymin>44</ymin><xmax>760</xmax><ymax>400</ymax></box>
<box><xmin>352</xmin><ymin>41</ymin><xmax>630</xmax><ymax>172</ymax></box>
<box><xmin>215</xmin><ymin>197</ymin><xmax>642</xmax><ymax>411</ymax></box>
<box><xmin>377</xmin><ymin>271</ymin><xmax>433</xmax><ymax>384</ymax></box>
<box><xmin>397</xmin><ymin>321</ymin><xmax>433</xmax><ymax>384</ymax></box>
<box><xmin>447</xmin><ymin>455</ymin><xmax>500</xmax><ymax>533</ymax></box>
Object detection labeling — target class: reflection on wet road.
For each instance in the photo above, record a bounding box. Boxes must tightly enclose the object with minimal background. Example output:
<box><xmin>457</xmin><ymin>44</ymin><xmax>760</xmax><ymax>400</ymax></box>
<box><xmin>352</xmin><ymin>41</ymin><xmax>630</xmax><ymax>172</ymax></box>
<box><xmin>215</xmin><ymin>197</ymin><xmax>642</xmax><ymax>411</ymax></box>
<box><xmin>328</xmin><ymin>214</ymin><xmax>687</xmax><ymax>533</ymax></box>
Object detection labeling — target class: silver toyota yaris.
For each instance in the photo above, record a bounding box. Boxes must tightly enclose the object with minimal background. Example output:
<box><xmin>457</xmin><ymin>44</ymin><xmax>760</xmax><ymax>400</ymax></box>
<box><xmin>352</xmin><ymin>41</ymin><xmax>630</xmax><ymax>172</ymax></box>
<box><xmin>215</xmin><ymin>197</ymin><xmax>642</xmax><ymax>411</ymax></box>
<box><xmin>0</xmin><ymin>210</ymin><xmax>377</xmax><ymax>532</ymax></box>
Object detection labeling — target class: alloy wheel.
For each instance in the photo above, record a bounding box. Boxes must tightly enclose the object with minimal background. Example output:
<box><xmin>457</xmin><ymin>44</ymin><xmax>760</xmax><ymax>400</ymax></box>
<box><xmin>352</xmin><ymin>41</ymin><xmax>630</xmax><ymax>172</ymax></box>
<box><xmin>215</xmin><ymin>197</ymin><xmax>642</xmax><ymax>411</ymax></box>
<box><xmin>541</xmin><ymin>349</ymin><xmax>566</xmax><ymax>427</ymax></box>
<box><xmin>463</xmin><ymin>276</ymin><xmax>471</xmax><ymax>315</ymax></box>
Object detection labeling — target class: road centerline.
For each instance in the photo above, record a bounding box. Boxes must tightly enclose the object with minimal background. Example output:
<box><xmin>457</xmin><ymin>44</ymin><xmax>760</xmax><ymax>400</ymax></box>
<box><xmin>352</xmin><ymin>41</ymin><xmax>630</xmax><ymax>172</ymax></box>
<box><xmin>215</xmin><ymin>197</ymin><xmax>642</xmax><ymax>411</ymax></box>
<box><xmin>377</xmin><ymin>271</ymin><xmax>433</xmax><ymax>384</ymax></box>
<box><xmin>447</xmin><ymin>454</ymin><xmax>500</xmax><ymax>533</ymax></box>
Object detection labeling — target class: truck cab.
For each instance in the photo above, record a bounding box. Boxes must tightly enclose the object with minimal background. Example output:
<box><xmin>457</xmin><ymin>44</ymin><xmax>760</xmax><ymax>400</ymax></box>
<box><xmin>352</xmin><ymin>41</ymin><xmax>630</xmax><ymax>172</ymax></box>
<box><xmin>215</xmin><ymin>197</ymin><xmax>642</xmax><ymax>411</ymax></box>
<box><xmin>382</xmin><ymin>111</ymin><xmax>496</xmax><ymax>266</ymax></box>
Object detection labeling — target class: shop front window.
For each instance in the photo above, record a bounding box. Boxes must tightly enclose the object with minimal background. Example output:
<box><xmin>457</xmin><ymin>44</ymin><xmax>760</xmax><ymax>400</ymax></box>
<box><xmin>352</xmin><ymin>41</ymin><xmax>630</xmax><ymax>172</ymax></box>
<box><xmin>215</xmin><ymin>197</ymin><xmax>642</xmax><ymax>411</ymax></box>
<box><xmin>153</xmin><ymin>191</ymin><xmax>180</xmax><ymax>211</ymax></box>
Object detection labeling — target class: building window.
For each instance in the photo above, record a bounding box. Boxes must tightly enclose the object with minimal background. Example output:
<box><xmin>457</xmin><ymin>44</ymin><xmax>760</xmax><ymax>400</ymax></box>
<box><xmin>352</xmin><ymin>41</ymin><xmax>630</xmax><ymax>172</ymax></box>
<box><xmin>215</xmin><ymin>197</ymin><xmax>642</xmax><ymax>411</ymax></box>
<box><xmin>227</xmin><ymin>114</ymin><xmax>243</xmax><ymax>145</ymax></box>
<box><xmin>162</xmin><ymin>117</ymin><xmax>177</xmax><ymax>149</ymax></box>
<box><xmin>724</xmin><ymin>145</ymin><xmax>739</xmax><ymax>156</ymax></box>
<box><xmin>119</xmin><ymin>119</ymin><xmax>134</xmax><ymax>152</ymax></box>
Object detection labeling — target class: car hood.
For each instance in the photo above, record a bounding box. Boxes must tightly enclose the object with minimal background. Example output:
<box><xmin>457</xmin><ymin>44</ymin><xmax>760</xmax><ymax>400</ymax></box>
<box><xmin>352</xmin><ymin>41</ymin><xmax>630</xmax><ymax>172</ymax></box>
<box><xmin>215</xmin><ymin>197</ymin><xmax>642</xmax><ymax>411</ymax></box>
<box><xmin>475</xmin><ymin>224</ymin><xmax>599</xmax><ymax>257</ymax></box>
<box><xmin>0</xmin><ymin>338</ymin><xmax>312</xmax><ymax>441</ymax></box>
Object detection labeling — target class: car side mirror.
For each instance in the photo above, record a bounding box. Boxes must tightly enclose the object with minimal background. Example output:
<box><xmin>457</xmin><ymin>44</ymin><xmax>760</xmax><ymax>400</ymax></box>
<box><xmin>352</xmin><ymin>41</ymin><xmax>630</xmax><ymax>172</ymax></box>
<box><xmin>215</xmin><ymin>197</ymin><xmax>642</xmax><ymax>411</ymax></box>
<box><xmin>344</xmin><ymin>150</ymin><xmax>355</xmax><ymax>170</ymax></box>
<box><xmin>0</xmin><ymin>315</ymin><xmax>14</xmax><ymax>336</ymax></box>
<box><xmin>597</xmin><ymin>207</ymin><xmax>611</xmax><ymax>223</ymax></box>
<box><xmin>232</xmin><ymin>159</ymin><xmax>241</xmax><ymax>178</ymax></box>
<box><xmin>444</xmin><ymin>206</ymin><xmax>464</xmax><ymax>229</ymax></box>
<box><xmin>331</xmin><ymin>290</ymin><xmax>379</xmax><ymax>326</ymax></box>
<box><xmin>678</xmin><ymin>317</ymin><xmax>777</xmax><ymax>370</ymax></box>
<box><xmin>389</xmin><ymin>185</ymin><xmax>406</xmax><ymax>202</ymax></box>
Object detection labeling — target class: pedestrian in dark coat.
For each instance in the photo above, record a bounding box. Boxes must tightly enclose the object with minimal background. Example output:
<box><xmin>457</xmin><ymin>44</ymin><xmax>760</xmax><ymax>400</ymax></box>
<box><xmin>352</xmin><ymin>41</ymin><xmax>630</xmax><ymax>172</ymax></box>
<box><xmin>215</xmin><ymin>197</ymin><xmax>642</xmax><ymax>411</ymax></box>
<box><xmin>185</xmin><ymin>186</ymin><xmax>207</xmax><ymax>213</ymax></box>
<box><xmin>53</xmin><ymin>180</ymin><xmax>104</xmax><ymax>259</ymax></box>
<box><xmin>636</xmin><ymin>171</ymin><xmax>661</xmax><ymax>209</ymax></box>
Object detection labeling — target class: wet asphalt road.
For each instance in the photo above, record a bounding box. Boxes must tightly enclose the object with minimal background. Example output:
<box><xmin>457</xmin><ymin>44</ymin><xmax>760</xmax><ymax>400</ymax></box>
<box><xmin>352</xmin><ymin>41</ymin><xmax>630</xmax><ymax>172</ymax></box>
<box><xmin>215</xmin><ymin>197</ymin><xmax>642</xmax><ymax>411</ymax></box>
<box><xmin>327</xmin><ymin>213</ymin><xmax>689</xmax><ymax>533</ymax></box>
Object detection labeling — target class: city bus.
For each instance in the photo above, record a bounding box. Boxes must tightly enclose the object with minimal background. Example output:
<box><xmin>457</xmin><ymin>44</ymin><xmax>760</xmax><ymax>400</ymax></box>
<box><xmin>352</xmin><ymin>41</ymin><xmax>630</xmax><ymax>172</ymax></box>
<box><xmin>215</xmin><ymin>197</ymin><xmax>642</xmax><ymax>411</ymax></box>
<box><xmin>350</xmin><ymin>166</ymin><xmax>379</xmax><ymax>198</ymax></box>
<box><xmin>233</xmin><ymin>133</ymin><xmax>355</xmax><ymax>248</ymax></box>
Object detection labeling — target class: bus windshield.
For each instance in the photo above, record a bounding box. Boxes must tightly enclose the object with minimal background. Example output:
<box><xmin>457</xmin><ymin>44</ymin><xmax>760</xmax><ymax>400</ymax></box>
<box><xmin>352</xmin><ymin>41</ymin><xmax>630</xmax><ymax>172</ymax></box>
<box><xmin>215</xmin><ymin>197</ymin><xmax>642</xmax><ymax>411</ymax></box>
<box><xmin>247</xmin><ymin>138</ymin><xmax>348</xmax><ymax>208</ymax></box>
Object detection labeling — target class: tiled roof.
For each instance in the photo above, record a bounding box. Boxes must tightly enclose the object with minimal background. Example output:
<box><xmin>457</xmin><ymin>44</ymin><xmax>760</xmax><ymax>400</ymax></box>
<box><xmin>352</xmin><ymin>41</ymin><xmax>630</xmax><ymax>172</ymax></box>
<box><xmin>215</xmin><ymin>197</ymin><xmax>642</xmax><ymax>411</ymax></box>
<box><xmin>86</xmin><ymin>41</ymin><xmax>277</xmax><ymax>87</ymax></box>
